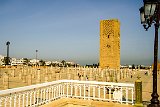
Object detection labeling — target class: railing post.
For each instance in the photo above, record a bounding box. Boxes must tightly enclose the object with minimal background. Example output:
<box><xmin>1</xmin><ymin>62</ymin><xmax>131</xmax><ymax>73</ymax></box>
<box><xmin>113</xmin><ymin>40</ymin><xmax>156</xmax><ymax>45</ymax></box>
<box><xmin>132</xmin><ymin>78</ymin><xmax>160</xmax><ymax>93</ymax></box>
<box><xmin>60</xmin><ymin>85</ymin><xmax>62</xmax><ymax>97</ymax></box>
<box><xmin>46</xmin><ymin>88</ymin><xmax>49</xmax><ymax>102</ymax></box>
<box><xmin>30</xmin><ymin>92</ymin><xmax>32</xmax><ymax>107</ymax></box>
<box><xmin>88</xmin><ymin>85</ymin><xmax>90</xmax><ymax>100</ymax></box>
<box><xmin>71</xmin><ymin>84</ymin><xmax>73</xmax><ymax>97</ymax></box>
<box><xmin>43</xmin><ymin>89</ymin><xmax>46</xmax><ymax>104</ymax></box>
<box><xmin>40</xmin><ymin>90</ymin><xmax>43</xmax><ymax>104</ymax></box>
<box><xmin>4</xmin><ymin>97</ymin><xmax>7</xmax><ymax>107</ymax></box>
<box><xmin>58</xmin><ymin>85</ymin><xmax>60</xmax><ymax>97</ymax></box>
<box><xmin>84</xmin><ymin>84</ymin><xmax>86</xmax><ymax>100</ymax></box>
<box><xmin>80</xmin><ymin>85</ymin><xmax>82</xmax><ymax>98</ymax></box>
<box><xmin>63</xmin><ymin>84</ymin><xmax>65</xmax><ymax>97</ymax></box>
<box><xmin>131</xmin><ymin>88</ymin><xmax>134</xmax><ymax>105</ymax></box>
<box><xmin>120</xmin><ymin>87</ymin><xmax>123</xmax><ymax>104</ymax></box>
<box><xmin>93</xmin><ymin>86</ymin><xmax>95</xmax><ymax>99</ymax></box>
<box><xmin>10</xmin><ymin>96</ymin><xmax>12</xmax><ymax>107</ymax></box>
<box><xmin>0</xmin><ymin>98</ymin><xmax>2</xmax><ymax>107</ymax></box>
<box><xmin>109</xmin><ymin>87</ymin><xmax>111</xmax><ymax>101</ymax></box>
<box><xmin>22</xmin><ymin>94</ymin><xmax>25</xmax><ymax>107</ymax></box>
<box><xmin>126</xmin><ymin>87</ymin><xmax>128</xmax><ymax>104</ymax></box>
<box><xmin>51</xmin><ymin>87</ymin><xmax>53</xmax><ymax>100</ymax></box>
<box><xmin>103</xmin><ymin>86</ymin><xmax>106</xmax><ymax>99</ymax></box>
<box><xmin>18</xmin><ymin>94</ymin><xmax>21</xmax><ymax>107</ymax></box>
<box><xmin>36</xmin><ymin>90</ymin><xmax>39</xmax><ymax>105</ymax></box>
<box><xmin>67</xmin><ymin>83</ymin><xmax>68</xmax><ymax>98</ymax></box>
<box><xmin>33</xmin><ymin>90</ymin><xmax>36</xmax><ymax>106</ymax></box>
<box><xmin>14</xmin><ymin>94</ymin><xmax>17</xmax><ymax>107</ymax></box>
<box><xmin>53</xmin><ymin>87</ymin><xmax>55</xmax><ymax>99</ymax></box>
<box><xmin>134</xmin><ymin>76</ymin><xmax>143</xmax><ymax>107</ymax></box>
<box><xmin>98</xmin><ymin>86</ymin><xmax>100</xmax><ymax>99</ymax></box>
<box><xmin>56</xmin><ymin>86</ymin><xmax>58</xmax><ymax>98</ymax></box>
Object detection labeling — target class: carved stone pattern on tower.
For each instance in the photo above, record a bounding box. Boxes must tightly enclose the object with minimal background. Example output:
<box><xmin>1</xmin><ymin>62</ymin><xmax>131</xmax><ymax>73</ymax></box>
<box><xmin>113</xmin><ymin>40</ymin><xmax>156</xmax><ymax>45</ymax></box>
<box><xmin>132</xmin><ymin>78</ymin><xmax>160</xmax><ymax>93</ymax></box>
<box><xmin>100</xmin><ymin>19</ymin><xmax>120</xmax><ymax>69</ymax></box>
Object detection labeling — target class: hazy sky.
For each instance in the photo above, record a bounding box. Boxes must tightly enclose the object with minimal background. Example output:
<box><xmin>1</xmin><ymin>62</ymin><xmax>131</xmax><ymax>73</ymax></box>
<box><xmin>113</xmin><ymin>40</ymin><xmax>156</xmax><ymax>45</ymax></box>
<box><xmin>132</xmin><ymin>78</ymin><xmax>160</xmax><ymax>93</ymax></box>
<box><xmin>0</xmin><ymin>0</ymin><xmax>158</xmax><ymax>65</ymax></box>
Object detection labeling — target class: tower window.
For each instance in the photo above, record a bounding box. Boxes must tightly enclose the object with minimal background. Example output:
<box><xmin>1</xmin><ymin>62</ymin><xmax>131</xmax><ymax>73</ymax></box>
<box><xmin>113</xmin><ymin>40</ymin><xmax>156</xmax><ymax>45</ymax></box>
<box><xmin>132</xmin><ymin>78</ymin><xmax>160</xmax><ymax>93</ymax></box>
<box><xmin>107</xmin><ymin>44</ymin><xmax>111</xmax><ymax>48</ymax></box>
<box><xmin>108</xmin><ymin>35</ymin><xmax>109</xmax><ymax>38</ymax></box>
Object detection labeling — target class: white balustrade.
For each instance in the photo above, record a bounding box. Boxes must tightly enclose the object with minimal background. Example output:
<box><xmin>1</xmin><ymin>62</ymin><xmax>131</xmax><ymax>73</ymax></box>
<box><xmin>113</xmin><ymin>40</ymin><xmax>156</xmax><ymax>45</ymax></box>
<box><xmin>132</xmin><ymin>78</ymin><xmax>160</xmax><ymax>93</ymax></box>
<box><xmin>0</xmin><ymin>80</ymin><xmax>134</xmax><ymax>106</ymax></box>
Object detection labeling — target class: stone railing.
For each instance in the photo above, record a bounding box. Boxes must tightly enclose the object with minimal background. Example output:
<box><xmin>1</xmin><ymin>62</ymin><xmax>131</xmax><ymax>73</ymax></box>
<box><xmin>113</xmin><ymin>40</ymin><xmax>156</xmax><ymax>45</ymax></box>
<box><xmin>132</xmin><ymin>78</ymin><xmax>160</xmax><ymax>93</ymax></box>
<box><xmin>0</xmin><ymin>80</ymin><xmax>134</xmax><ymax>107</ymax></box>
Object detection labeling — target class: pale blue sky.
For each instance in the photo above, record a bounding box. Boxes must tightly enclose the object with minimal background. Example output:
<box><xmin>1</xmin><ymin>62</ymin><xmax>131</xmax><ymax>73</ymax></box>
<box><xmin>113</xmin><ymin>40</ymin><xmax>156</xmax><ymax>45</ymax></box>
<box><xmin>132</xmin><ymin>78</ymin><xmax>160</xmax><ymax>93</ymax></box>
<box><xmin>0</xmin><ymin>0</ymin><xmax>158</xmax><ymax>65</ymax></box>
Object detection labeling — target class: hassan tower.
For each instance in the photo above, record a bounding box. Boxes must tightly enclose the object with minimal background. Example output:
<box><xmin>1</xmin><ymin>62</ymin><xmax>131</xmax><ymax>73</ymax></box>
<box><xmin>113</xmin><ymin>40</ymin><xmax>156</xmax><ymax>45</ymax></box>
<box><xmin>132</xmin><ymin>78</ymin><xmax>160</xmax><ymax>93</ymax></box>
<box><xmin>99</xmin><ymin>19</ymin><xmax>120</xmax><ymax>69</ymax></box>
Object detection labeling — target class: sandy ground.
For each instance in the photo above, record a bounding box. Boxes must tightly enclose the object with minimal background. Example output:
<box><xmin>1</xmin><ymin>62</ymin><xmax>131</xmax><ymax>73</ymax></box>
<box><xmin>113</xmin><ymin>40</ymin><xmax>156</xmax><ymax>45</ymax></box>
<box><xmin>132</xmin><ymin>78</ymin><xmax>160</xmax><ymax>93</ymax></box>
<box><xmin>119</xmin><ymin>70</ymin><xmax>160</xmax><ymax>106</ymax></box>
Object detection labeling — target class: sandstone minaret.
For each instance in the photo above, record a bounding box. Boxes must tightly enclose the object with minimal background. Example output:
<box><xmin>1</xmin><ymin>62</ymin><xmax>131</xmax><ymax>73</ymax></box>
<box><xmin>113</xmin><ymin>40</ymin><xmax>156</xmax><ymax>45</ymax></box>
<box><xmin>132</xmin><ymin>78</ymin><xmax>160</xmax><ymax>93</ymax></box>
<box><xmin>100</xmin><ymin>19</ymin><xmax>120</xmax><ymax>69</ymax></box>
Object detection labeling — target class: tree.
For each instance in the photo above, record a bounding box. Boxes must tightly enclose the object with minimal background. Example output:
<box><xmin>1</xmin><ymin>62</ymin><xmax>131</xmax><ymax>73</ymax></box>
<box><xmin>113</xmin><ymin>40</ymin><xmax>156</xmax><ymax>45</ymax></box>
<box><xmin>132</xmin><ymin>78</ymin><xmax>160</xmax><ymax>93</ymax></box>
<box><xmin>132</xmin><ymin>64</ymin><xmax>135</xmax><ymax>69</ymax></box>
<box><xmin>61</xmin><ymin>60</ymin><xmax>66</xmax><ymax>67</ymax></box>
<box><xmin>23</xmin><ymin>58</ymin><xmax>29</xmax><ymax>65</ymax></box>
<box><xmin>39</xmin><ymin>60</ymin><xmax>45</xmax><ymax>66</ymax></box>
<box><xmin>3</xmin><ymin>57</ymin><xmax>11</xmax><ymax>65</ymax></box>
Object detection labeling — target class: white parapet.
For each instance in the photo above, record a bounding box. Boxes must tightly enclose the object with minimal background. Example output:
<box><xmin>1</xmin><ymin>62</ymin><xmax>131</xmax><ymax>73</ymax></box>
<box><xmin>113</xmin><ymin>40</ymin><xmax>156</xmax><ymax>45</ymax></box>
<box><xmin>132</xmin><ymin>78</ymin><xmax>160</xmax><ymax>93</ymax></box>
<box><xmin>0</xmin><ymin>80</ymin><xmax>134</xmax><ymax>107</ymax></box>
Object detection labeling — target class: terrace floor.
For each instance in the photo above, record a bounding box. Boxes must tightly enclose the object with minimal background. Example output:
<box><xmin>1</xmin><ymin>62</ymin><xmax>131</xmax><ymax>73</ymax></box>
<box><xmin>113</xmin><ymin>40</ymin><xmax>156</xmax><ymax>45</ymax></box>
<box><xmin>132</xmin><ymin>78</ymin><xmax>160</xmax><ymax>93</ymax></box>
<box><xmin>40</xmin><ymin>98</ymin><xmax>134</xmax><ymax>107</ymax></box>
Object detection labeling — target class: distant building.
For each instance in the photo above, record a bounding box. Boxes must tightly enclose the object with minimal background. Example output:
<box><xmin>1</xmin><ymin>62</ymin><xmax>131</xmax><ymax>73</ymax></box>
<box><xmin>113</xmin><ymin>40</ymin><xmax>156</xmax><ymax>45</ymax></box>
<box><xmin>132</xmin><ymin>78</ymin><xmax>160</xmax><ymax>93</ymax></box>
<box><xmin>45</xmin><ymin>61</ymin><xmax>52</xmax><ymax>66</ymax></box>
<box><xmin>11</xmin><ymin>58</ymin><xmax>28</xmax><ymax>66</ymax></box>
<box><xmin>120</xmin><ymin>65</ymin><xmax>128</xmax><ymax>69</ymax></box>
<box><xmin>99</xmin><ymin>19</ymin><xmax>120</xmax><ymax>69</ymax></box>
<box><xmin>66</xmin><ymin>61</ymin><xmax>75</xmax><ymax>66</ymax></box>
<box><xmin>52</xmin><ymin>61</ymin><xmax>62</xmax><ymax>66</ymax></box>
<box><xmin>11</xmin><ymin>58</ymin><xmax>17</xmax><ymax>66</ymax></box>
<box><xmin>30</xmin><ymin>59</ymin><xmax>39</xmax><ymax>65</ymax></box>
<box><xmin>0</xmin><ymin>55</ymin><xmax>4</xmax><ymax>65</ymax></box>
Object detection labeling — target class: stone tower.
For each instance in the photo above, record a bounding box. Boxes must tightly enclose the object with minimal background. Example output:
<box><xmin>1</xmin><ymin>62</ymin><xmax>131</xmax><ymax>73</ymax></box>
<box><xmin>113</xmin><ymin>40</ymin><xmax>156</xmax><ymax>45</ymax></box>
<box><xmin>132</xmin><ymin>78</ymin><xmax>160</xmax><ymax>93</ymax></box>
<box><xmin>99</xmin><ymin>19</ymin><xmax>120</xmax><ymax>69</ymax></box>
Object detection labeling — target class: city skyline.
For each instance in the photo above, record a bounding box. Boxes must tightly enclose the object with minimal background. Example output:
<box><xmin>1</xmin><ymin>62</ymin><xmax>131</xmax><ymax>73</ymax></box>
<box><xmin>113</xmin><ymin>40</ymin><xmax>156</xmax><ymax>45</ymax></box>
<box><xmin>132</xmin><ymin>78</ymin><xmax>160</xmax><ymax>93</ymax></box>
<box><xmin>0</xmin><ymin>0</ymin><xmax>157</xmax><ymax>65</ymax></box>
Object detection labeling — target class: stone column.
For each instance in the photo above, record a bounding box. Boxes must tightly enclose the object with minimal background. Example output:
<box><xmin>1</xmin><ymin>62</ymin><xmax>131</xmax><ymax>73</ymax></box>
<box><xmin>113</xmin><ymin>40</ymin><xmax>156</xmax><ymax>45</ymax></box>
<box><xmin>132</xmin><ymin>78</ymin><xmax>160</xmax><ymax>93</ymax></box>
<box><xmin>52</xmin><ymin>67</ymin><xmax>56</xmax><ymax>81</ymax></box>
<box><xmin>106</xmin><ymin>70</ymin><xmax>110</xmax><ymax>82</ymax></box>
<box><xmin>45</xmin><ymin>67</ymin><xmax>48</xmax><ymax>74</ymax></box>
<box><xmin>11</xmin><ymin>69</ymin><xmax>15</xmax><ymax>77</ymax></box>
<box><xmin>89</xmin><ymin>68</ymin><xmax>93</xmax><ymax>81</ymax></box>
<box><xmin>120</xmin><ymin>69</ymin><xmax>122</xmax><ymax>80</ymax></box>
<box><xmin>82</xmin><ymin>71</ymin><xmax>85</xmax><ymax>81</ymax></box>
<box><xmin>84</xmin><ymin>67</ymin><xmax>86</xmax><ymax>81</ymax></box>
<box><xmin>123</xmin><ymin>69</ymin><xmax>126</xmax><ymax>78</ymax></box>
<box><xmin>113</xmin><ymin>69</ymin><xmax>115</xmax><ymax>81</ymax></box>
<box><xmin>102</xmin><ymin>69</ymin><xmax>107</xmax><ymax>82</ymax></box>
<box><xmin>19</xmin><ymin>71</ymin><xmax>22</xmax><ymax>80</ymax></box>
<box><xmin>27</xmin><ymin>74</ymin><xmax>32</xmax><ymax>85</ymax></box>
<box><xmin>49</xmin><ymin>73</ymin><xmax>52</xmax><ymax>80</ymax></box>
<box><xmin>67</xmin><ymin>67</ymin><xmax>70</xmax><ymax>80</ymax></box>
<box><xmin>45</xmin><ymin>74</ymin><xmax>48</xmax><ymax>82</ymax></box>
<box><xmin>36</xmin><ymin>69</ymin><xmax>41</xmax><ymax>83</ymax></box>
<box><xmin>114</xmin><ymin>70</ymin><xmax>118</xmax><ymax>82</ymax></box>
<box><xmin>117</xmin><ymin>71</ymin><xmax>120</xmax><ymax>82</ymax></box>
<box><xmin>34</xmin><ymin>68</ymin><xmax>37</xmax><ymax>78</ymax></box>
<box><xmin>74</xmin><ymin>72</ymin><xmax>79</xmax><ymax>80</ymax></box>
<box><xmin>56</xmin><ymin>73</ymin><xmax>60</xmax><ymax>80</ymax></box>
<box><xmin>3</xmin><ymin>73</ymin><xmax>9</xmax><ymax>89</ymax></box>
<box><xmin>22</xmin><ymin>75</ymin><xmax>26</xmax><ymax>83</ymax></box>
<box><xmin>109</xmin><ymin>70</ymin><xmax>113</xmax><ymax>82</ymax></box>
